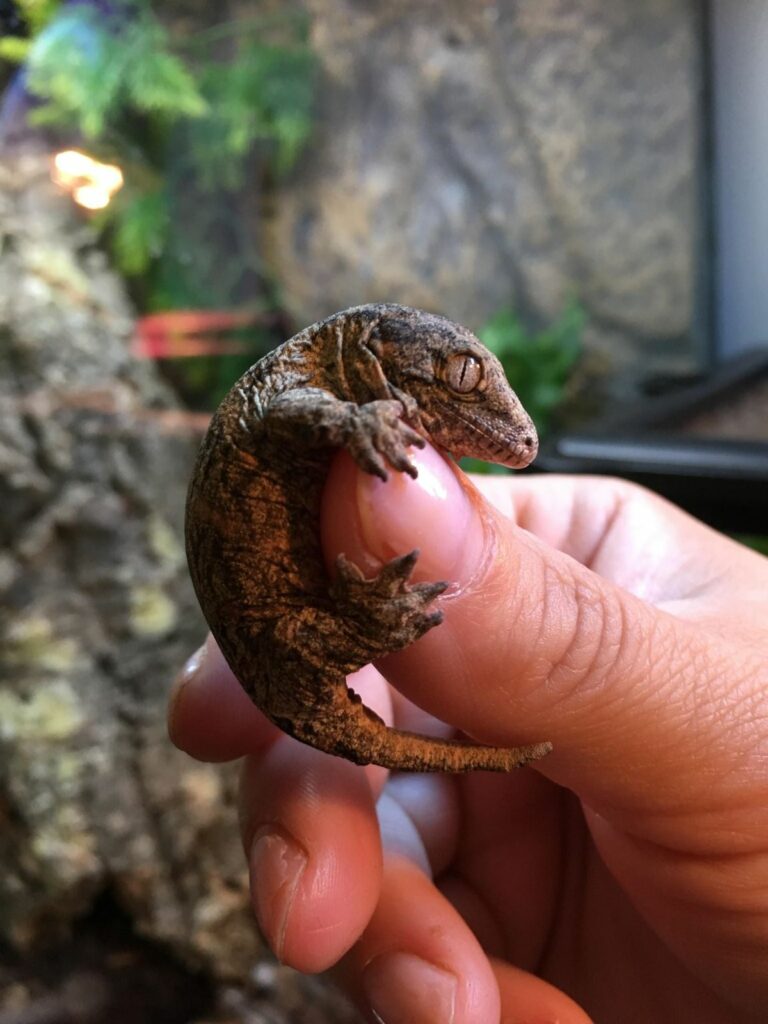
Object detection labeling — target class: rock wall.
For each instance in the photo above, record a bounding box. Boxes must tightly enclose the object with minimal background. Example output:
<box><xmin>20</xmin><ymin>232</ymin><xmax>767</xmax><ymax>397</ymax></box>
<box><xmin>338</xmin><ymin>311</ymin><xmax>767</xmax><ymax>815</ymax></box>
<box><xmin>266</xmin><ymin>0</ymin><xmax>703</xmax><ymax>396</ymax></box>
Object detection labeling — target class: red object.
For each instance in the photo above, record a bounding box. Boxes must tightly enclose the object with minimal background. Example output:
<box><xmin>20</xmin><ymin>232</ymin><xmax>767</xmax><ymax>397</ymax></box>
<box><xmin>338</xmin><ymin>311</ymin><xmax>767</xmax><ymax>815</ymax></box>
<box><xmin>133</xmin><ymin>310</ymin><xmax>258</xmax><ymax>358</ymax></box>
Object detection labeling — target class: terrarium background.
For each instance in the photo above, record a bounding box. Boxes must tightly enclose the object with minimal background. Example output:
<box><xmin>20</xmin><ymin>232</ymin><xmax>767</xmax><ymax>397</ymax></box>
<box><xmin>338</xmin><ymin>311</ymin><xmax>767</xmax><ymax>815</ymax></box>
<box><xmin>0</xmin><ymin>2</ymin><xmax>705</xmax><ymax>1022</ymax></box>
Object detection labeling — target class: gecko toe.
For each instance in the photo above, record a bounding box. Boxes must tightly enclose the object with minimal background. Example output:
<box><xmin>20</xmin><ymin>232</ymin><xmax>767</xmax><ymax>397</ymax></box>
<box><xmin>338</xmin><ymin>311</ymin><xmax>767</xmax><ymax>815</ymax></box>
<box><xmin>367</xmin><ymin>453</ymin><xmax>389</xmax><ymax>481</ymax></box>
<box><xmin>335</xmin><ymin>553</ymin><xmax>366</xmax><ymax>583</ymax></box>
<box><xmin>380</xmin><ymin>550</ymin><xmax>419</xmax><ymax>582</ymax></box>
<box><xmin>330</xmin><ymin>546</ymin><xmax>446</xmax><ymax>650</ymax></box>
<box><xmin>413</xmin><ymin>608</ymin><xmax>444</xmax><ymax>633</ymax></box>
<box><xmin>392</xmin><ymin>452</ymin><xmax>415</xmax><ymax>474</ymax></box>
<box><xmin>412</xmin><ymin>580</ymin><xmax>448</xmax><ymax>601</ymax></box>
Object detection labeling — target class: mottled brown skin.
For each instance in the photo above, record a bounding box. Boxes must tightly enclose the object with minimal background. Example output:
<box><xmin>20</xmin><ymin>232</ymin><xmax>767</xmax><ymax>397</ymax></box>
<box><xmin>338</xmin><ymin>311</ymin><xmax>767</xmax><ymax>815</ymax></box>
<box><xmin>185</xmin><ymin>304</ymin><xmax>552</xmax><ymax>771</ymax></box>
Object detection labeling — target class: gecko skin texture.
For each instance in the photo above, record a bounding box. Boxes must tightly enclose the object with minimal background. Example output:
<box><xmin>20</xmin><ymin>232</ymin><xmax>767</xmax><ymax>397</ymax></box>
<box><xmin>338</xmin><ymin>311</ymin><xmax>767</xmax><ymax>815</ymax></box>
<box><xmin>185</xmin><ymin>304</ymin><xmax>552</xmax><ymax>772</ymax></box>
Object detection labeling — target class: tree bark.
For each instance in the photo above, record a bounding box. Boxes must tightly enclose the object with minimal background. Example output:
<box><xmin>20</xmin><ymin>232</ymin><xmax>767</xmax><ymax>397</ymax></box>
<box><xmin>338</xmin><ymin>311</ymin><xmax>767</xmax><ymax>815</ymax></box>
<box><xmin>0</xmin><ymin>150</ymin><xmax>358</xmax><ymax>1023</ymax></box>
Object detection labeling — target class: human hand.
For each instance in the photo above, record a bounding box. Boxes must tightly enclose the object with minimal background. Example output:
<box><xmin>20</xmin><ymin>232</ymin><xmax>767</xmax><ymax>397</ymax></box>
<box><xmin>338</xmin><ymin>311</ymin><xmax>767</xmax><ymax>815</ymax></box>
<box><xmin>169</xmin><ymin>443</ymin><xmax>768</xmax><ymax>1023</ymax></box>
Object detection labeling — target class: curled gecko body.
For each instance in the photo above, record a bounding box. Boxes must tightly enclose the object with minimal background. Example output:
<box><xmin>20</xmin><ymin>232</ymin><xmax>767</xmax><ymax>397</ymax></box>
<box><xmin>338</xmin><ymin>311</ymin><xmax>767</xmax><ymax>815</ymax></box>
<box><xmin>185</xmin><ymin>304</ymin><xmax>552</xmax><ymax>772</ymax></box>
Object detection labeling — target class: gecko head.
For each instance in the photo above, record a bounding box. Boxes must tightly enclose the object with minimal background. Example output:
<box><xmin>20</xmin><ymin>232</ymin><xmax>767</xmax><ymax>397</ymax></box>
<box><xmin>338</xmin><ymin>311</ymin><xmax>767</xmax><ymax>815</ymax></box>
<box><xmin>369</xmin><ymin>306</ymin><xmax>539</xmax><ymax>469</ymax></box>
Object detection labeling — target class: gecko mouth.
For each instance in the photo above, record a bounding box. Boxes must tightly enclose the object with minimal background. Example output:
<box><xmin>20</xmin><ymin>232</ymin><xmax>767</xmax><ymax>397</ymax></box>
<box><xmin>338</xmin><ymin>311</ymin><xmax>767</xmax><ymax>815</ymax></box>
<box><xmin>432</xmin><ymin>399</ymin><xmax>538</xmax><ymax>469</ymax></box>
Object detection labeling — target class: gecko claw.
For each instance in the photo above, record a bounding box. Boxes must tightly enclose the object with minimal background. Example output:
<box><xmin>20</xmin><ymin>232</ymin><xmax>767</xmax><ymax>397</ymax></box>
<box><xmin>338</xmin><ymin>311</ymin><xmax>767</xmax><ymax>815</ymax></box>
<box><xmin>335</xmin><ymin>553</ymin><xmax>366</xmax><ymax>582</ymax></box>
<box><xmin>346</xmin><ymin>400</ymin><xmax>425</xmax><ymax>482</ymax></box>
<box><xmin>421</xmin><ymin>609</ymin><xmax>444</xmax><ymax>629</ymax></box>
<box><xmin>329</xmin><ymin>547</ymin><xmax>447</xmax><ymax>651</ymax></box>
<box><xmin>363</xmin><ymin>449</ymin><xmax>389</xmax><ymax>481</ymax></box>
<box><xmin>412</xmin><ymin>580</ymin><xmax>449</xmax><ymax>601</ymax></box>
<box><xmin>400</xmin><ymin>425</ymin><xmax>426</xmax><ymax>449</ymax></box>
<box><xmin>379</xmin><ymin>550</ymin><xmax>419</xmax><ymax>582</ymax></box>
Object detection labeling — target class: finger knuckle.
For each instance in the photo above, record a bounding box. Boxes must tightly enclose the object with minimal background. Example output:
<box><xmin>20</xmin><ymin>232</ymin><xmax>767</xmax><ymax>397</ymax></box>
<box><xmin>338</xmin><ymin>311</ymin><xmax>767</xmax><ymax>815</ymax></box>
<box><xmin>546</xmin><ymin>566</ymin><xmax>630</xmax><ymax>704</ymax></box>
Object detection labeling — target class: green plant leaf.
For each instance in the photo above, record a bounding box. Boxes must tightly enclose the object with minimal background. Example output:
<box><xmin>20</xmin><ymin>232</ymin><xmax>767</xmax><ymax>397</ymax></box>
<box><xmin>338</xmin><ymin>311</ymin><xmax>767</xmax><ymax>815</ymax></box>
<box><xmin>186</xmin><ymin>35</ymin><xmax>315</xmax><ymax>188</ymax></box>
<box><xmin>25</xmin><ymin>7</ymin><xmax>208</xmax><ymax>137</ymax></box>
<box><xmin>0</xmin><ymin>37</ymin><xmax>32</xmax><ymax>63</ymax></box>
<box><xmin>25</xmin><ymin>8</ymin><xmax>124</xmax><ymax>136</ymax></box>
<box><xmin>21</xmin><ymin>2</ymin><xmax>317</xmax><ymax>407</ymax></box>
<box><xmin>125</xmin><ymin>33</ymin><xmax>207</xmax><ymax>118</ymax></box>
<box><xmin>22</xmin><ymin>0</ymin><xmax>60</xmax><ymax>32</ymax></box>
<box><xmin>477</xmin><ymin>300</ymin><xmax>584</xmax><ymax>438</ymax></box>
<box><xmin>111</xmin><ymin>187</ymin><xmax>169</xmax><ymax>276</ymax></box>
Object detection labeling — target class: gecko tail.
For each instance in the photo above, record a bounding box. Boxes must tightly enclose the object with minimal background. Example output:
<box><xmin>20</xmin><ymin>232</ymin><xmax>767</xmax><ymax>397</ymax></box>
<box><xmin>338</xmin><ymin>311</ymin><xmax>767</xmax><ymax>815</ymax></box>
<box><xmin>345</xmin><ymin>723</ymin><xmax>553</xmax><ymax>773</ymax></box>
<box><xmin>275</xmin><ymin>690</ymin><xmax>552</xmax><ymax>773</ymax></box>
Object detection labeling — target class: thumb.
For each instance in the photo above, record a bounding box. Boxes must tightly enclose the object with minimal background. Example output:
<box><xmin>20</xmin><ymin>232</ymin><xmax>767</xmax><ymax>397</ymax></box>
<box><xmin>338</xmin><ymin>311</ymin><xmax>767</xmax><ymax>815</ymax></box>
<box><xmin>320</xmin><ymin>443</ymin><xmax>751</xmax><ymax>820</ymax></box>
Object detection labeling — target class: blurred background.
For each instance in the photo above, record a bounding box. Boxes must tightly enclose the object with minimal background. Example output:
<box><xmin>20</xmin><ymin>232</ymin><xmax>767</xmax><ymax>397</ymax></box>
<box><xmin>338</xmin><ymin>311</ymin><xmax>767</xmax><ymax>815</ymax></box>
<box><xmin>0</xmin><ymin>2</ymin><xmax>766</xmax><ymax>1021</ymax></box>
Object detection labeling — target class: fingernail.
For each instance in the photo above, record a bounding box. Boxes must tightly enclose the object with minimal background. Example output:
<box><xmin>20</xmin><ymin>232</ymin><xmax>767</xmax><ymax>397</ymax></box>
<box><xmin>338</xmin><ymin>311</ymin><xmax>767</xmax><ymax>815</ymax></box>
<box><xmin>363</xmin><ymin>952</ymin><xmax>457</xmax><ymax>1024</ymax></box>
<box><xmin>376</xmin><ymin>792</ymin><xmax>431</xmax><ymax>875</ymax></box>
<box><xmin>178</xmin><ymin>642</ymin><xmax>207</xmax><ymax>686</ymax></box>
<box><xmin>167</xmin><ymin>642</ymin><xmax>207</xmax><ymax>743</ymax></box>
<box><xmin>249</xmin><ymin>826</ymin><xmax>308</xmax><ymax>962</ymax></box>
<box><xmin>357</xmin><ymin>444</ymin><xmax>487</xmax><ymax>582</ymax></box>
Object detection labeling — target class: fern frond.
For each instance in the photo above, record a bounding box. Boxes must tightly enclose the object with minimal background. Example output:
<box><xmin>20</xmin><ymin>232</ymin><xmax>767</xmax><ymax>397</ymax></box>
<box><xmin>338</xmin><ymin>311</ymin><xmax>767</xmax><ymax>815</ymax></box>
<box><xmin>124</xmin><ymin>18</ymin><xmax>207</xmax><ymax>118</ymax></box>
<box><xmin>186</xmin><ymin>37</ymin><xmax>315</xmax><ymax>188</ymax></box>
<box><xmin>26</xmin><ymin>8</ymin><xmax>125</xmax><ymax>135</ymax></box>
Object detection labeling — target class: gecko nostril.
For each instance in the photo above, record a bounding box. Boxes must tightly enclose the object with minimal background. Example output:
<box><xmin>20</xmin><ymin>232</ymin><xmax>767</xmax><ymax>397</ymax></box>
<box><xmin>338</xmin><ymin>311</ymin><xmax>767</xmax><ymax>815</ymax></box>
<box><xmin>524</xmin><ymin>435</ymin><xmax>534</xmax><ymax>447</ymax></box>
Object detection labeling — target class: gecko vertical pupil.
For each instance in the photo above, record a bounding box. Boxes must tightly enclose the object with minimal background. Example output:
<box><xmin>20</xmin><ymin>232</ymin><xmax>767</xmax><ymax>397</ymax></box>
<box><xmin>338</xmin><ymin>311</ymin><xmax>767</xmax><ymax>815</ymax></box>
<box><xmin>446</xmin><ymin>353</ymin><xmax>482</xmax><ymax>393</ymax></box>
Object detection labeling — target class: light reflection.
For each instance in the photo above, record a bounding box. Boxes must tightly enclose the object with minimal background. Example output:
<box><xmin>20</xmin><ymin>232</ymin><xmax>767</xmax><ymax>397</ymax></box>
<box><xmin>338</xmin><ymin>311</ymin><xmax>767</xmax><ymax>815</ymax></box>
<box><xmin>415</xmin><ymin>452</ymin><xmax>450</xmax><ymax>501</ymax></box>
<box><xmin>51</xmin><ymin>149</ymin><xmax>124</xmax><ymax>209</ymax></box>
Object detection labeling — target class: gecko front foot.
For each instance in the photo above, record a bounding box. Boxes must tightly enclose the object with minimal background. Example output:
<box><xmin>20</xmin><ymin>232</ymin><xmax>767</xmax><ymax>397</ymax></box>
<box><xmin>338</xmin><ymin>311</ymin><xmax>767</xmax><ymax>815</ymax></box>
<box><xmin>346</xmin><ymin>400</ymin><xmax>425</xmax><ymax>480</ymax></box>
<box><xmin>330</xmin><ymin>550</ymin><xmax>447</xmax><ymax>658</ymax></box>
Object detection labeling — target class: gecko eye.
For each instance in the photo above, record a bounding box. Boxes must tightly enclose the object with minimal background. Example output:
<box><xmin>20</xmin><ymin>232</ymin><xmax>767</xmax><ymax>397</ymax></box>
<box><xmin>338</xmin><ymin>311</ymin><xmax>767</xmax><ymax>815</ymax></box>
<box><xmin>444</xmin><ymin>353</ymin><xmax>483</xmax><ymax>393</ymax></box>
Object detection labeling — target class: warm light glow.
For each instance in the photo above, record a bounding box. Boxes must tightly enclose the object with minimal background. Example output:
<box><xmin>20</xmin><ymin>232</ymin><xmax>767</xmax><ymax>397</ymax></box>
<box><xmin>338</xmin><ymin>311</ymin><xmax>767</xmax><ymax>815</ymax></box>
<box><xmin>72</xmin><ymin>184</ymin><xmax>111</xmax><ymax>210</ymax></box>
<box><xmin>51</xmin><ymin>149</ymin><xmax>124</xmax><ymax>209</ymax></box>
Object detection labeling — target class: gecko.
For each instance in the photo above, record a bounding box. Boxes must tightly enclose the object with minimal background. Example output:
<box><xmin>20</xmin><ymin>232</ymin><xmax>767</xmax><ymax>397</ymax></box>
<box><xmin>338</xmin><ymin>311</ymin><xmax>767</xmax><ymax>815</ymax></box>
<box><xmin>185</xmin><ymin>304</ymin><xmax>552</xmax><ymax>772</ymax></box>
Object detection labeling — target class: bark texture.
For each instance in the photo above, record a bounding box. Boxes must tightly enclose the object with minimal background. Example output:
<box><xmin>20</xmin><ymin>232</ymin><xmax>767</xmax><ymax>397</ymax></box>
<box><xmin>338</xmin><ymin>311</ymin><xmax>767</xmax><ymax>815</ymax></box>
<box><xmin>0</xmin><ymin>151</ymin><xmax>359</xmax><ymax>1023</ymax></box>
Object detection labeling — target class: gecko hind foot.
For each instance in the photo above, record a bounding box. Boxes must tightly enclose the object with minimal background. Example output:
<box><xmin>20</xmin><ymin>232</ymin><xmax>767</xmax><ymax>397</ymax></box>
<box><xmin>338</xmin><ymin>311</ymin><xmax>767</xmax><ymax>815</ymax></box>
<box><xmin>330</xmin><ymin>550</ymin><xmax>446</xmax><ymax>655</ymax></box>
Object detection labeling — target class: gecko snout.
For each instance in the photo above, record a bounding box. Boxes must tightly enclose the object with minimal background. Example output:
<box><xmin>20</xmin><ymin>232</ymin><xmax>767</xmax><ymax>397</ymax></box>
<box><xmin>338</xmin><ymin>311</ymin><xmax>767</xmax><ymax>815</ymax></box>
<box><xmin>501</xmin><ymin>425</ymin><xmax>538</xmax><ymax>469</ymax></box>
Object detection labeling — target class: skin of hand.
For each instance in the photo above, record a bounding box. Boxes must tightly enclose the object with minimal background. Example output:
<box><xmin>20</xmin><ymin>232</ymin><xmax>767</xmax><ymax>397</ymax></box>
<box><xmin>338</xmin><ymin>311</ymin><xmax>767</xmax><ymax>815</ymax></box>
<box><xmin>168</xmin><ymin>442</ymin><xmax>768</xmax><ymax>1024</ymax></box>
